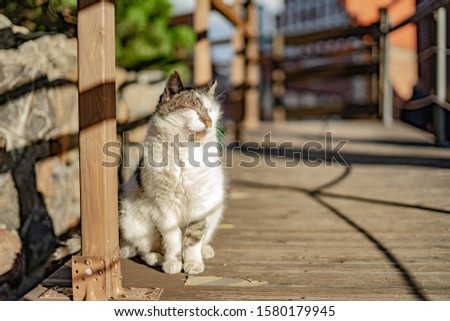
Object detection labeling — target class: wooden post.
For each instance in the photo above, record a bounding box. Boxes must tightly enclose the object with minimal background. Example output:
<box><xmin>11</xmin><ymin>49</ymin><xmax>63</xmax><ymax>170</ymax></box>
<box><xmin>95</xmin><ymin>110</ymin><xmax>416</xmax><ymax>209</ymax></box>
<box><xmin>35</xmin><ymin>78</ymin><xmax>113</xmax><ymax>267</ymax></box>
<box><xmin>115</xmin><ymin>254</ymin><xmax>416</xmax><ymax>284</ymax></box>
<box><xmin>74</xmin><ymin>0</ymin><xmax>162</xmax><ymax>301</ymax></box>
<box><xmin>75</xmin><ymin>0</ymin><xmax>119</xmax><ymax>301</ymax></box>
<box><xmin>434</xmin><ymin>7</ymin><xmax>447</xmax><ymax>144</ymax></box>
<box><xmin>194</xmin><ymin>0</ymin><xmax>212</xmax><ymax>86</ymax></box>
<box><xmin>272</xmin><ymin>33</ymin><xmax>286</xmax><ymax>122</ymax></box>
<box><xmin>379</xmin><ymin>8</ymin><xmax>393</xmax><ymax>126</ymax></box>
<box><xmin>243</xmin><ymin>0</ymin><xmax>260</xmax><ymax>129</ymax></box>
<box><xmin>230</xmin><ymin>0</ymin><xmax>245</xmax><ymax>139</ymax></box>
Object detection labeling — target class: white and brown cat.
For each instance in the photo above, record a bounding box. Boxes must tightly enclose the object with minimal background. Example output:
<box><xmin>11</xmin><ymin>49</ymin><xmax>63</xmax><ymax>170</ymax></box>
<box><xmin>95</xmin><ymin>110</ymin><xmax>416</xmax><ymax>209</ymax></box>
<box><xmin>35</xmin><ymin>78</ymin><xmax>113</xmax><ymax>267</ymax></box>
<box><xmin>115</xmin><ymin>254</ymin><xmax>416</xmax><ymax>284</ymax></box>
<box><xmin>119</xmin><ymin>71</ymin><xmax>225</xmax><ymax>275</ymax></box>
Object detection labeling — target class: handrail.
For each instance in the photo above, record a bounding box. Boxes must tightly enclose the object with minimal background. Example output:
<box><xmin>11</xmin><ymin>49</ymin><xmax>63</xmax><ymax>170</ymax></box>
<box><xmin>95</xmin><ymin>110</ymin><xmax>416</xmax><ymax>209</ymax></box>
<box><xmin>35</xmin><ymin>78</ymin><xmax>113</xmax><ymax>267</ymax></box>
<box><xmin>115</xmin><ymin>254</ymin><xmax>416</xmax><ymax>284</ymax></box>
<box><xmin>388</xmin><ymin>0</ymin><xmax>450</xmax><ymax>33</ymax></box>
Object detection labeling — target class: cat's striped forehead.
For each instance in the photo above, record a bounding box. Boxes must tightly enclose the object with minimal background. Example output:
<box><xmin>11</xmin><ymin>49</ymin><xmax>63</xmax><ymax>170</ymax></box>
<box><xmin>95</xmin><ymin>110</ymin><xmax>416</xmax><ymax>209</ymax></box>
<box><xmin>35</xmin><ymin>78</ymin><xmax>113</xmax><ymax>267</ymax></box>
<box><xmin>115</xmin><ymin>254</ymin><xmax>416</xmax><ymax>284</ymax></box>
<box><xmin>156</xmin><ymin>89</ymin><xmax>210</xmax><ymax>119</ymax></box>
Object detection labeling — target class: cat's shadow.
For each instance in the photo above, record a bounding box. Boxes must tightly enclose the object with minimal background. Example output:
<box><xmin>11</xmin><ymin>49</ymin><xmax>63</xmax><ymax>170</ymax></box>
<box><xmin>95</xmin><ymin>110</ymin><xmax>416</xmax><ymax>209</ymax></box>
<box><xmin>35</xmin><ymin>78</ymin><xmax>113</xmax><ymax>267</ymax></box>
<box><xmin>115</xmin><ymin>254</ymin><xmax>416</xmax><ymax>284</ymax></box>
<box><xmin>129</xmin><ymin>256</ymin><xmax>166</xmax><ymax>274</ymax></box>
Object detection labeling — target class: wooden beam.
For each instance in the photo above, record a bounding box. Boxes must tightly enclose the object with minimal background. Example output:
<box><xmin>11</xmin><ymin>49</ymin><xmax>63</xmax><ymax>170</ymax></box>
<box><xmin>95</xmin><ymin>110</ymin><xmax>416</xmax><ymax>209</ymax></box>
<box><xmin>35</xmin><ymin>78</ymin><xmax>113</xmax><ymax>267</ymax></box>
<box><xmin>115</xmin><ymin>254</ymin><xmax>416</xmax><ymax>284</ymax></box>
<box><xmin>211</xmin><ymin>0</ymin><xmax>245</xmax><ymax>29</ymax></box>
<box><xmin>194</xmin><ymin>0</ymin><xmax>212</xmax><ymax>86</ymax></box>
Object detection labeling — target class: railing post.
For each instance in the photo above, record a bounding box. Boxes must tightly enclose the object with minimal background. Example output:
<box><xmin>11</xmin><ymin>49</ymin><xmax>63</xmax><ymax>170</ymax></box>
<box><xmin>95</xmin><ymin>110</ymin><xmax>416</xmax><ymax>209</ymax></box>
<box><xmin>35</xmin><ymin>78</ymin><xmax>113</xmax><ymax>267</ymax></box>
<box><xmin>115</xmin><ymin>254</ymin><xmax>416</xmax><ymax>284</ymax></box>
<box><xmin>194</xmin><ymin>0</ymin><xmax>212</xmax><ymax>86</ymax></box>
<box><xmin>75</xmin><ymin>0</ymin><xmax>161</xmax><ymax>301</ymax></box>
<box><xmin>75</xmin><ymin>0</ymin><xmax>119</xmax><ymax>301</ymax></box>
<box><xmin>243</xmin><ymin>0</ymin><xmax>260</xmax><ymax>129</ymax></box>
<box><xmin>230</xmin><ymin>0</ymin><xmax>245</xmax><ymax>140</ymax></box>
<box><xmin>272</xmin><ymin>33</ymin><xmax>286</xmax><ymax>122</ymax></box>
<box><xmin>379</xmin><ymin>8</ymin><xmax>393</xmax><ymax>126</ymax></box>
<box><xmin>434</xmin><ymin>6</ymin><xmax>447</xmax><ymax>145</ymax></box>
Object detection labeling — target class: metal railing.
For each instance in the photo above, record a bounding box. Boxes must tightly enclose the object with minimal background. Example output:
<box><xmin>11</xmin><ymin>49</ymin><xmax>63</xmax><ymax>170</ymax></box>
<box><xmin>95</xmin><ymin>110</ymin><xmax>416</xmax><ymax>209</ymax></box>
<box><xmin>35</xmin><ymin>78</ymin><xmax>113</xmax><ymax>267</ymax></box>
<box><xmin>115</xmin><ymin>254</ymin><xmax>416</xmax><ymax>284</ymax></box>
<box><xmin>381</xmin><ymin>0</ymin><xmax>450</xmax><ymax>144</ymax></box>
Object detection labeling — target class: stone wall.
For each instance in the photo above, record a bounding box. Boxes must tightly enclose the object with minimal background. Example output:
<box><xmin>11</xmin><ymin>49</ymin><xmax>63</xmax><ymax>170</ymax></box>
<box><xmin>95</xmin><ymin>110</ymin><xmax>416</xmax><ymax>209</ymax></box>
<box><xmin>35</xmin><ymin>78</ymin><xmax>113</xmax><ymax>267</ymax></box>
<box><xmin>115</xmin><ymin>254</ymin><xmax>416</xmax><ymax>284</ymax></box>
<box><xmin>0</xmin><ymin>15</ymin><xmax>164</xmax><ymax>299</ymax></box>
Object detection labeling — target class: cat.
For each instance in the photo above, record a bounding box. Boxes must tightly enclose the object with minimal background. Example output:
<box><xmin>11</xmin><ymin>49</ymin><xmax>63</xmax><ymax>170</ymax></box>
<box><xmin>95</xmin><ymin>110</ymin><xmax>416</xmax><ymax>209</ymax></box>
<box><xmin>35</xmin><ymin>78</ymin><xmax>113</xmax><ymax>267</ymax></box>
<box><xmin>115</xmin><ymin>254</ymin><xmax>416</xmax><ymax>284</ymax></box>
<box><xmin>119</xmin><ymin>71</ymin><xmax>225</xmax><ymax>275</ymax></box>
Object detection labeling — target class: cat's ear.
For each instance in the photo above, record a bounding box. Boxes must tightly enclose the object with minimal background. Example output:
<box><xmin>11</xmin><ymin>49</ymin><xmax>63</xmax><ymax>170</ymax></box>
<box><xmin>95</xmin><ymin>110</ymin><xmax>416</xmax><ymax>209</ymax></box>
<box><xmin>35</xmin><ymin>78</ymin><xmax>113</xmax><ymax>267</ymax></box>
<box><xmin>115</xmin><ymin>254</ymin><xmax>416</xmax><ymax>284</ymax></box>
<box><xmin>206</xmin><ymin>79</ymin><xmax>217</xmax><ymax>96</ymax></box>
<box><xmin>162</xmin><ymin>71</ymin><xmax>184</xmax><ymax>101</ymax></box>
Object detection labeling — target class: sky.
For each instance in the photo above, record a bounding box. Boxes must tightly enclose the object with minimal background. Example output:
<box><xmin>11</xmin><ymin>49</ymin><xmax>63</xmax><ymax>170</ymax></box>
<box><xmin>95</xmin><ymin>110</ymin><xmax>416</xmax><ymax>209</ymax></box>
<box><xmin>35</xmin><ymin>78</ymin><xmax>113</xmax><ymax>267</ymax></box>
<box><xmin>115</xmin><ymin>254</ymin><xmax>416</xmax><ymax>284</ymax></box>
<box><xmin>169</xmin><ymin>0</ymin><xmax>284</xmax><ymax>16</ymax></box>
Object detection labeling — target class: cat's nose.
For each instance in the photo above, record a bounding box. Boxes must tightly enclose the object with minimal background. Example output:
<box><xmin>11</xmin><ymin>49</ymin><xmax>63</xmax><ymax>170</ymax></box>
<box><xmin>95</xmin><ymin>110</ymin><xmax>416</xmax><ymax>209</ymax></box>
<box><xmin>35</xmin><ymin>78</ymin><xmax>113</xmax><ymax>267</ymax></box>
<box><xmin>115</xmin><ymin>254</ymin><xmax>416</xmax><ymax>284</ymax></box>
<box><xmin>201</xmin><ymin>116</ymin><xmax>212</xmax><ymax>129</ymax></box>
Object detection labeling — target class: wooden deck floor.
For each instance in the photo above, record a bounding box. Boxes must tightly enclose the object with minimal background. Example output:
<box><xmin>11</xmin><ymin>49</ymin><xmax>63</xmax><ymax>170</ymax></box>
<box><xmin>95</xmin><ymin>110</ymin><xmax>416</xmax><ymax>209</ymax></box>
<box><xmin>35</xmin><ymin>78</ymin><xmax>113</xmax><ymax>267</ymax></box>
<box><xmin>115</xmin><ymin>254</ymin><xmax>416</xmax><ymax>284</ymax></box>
<box><xmin>26</xmin><ymin>120</ymin><xmax>450</xmax><ymax>300</ymax></box>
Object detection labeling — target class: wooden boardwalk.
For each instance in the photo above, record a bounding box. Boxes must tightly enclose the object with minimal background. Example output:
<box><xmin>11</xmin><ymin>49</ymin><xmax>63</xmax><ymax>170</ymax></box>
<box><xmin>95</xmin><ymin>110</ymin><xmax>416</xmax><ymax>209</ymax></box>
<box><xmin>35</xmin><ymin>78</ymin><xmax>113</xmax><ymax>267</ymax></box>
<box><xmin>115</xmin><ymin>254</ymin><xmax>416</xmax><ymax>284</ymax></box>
<box><xmin>26</xmin><ymin>120</ymin><xmax>450</xmax><ymax>300</ymax></box>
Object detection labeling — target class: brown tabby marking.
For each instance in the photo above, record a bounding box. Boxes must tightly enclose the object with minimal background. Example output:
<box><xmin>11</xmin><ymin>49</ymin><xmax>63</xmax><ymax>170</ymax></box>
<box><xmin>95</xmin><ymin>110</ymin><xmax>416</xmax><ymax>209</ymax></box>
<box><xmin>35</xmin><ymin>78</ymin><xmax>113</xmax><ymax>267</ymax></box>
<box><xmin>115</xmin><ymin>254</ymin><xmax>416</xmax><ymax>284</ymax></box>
<box><xmin>183</xmin><ymin>219</ymin><xmax>207</xmax><ymax>247</ymax></box>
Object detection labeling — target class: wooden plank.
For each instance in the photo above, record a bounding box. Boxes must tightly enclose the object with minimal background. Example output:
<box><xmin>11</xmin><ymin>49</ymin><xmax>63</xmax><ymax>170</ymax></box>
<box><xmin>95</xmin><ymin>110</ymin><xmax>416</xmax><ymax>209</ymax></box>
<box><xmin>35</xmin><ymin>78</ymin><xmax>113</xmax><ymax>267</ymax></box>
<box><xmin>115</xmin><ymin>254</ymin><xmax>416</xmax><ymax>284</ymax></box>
<box><xmin>76</xmin><ymin>0</ymin><xmax>120</xmax><ymax>300</ymax></box>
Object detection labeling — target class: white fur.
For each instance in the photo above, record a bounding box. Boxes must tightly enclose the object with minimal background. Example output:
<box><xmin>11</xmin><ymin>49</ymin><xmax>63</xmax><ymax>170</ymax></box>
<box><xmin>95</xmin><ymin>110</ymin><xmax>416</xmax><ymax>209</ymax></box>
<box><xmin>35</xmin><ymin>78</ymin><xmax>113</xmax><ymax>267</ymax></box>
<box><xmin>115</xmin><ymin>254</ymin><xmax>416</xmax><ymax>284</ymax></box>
<box><xmin>119</xmin><ymin>91</ymin><xmax>224</xmax><ymax>275</ymax></box>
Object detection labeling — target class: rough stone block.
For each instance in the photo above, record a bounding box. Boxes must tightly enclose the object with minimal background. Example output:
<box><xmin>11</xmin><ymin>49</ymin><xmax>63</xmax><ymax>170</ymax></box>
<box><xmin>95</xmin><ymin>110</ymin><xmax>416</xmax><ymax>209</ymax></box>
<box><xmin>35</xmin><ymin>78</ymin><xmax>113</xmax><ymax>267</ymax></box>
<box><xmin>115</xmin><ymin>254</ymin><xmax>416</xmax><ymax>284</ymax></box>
<box><xmin>36</xmin><ymin>150</ymin><xmax>80</xmax><ymax>237</ymax></box>
<box><xmin>0</xmin><ymin>227</ymin><xmax>21</xmax><ymax>277</ymax></box>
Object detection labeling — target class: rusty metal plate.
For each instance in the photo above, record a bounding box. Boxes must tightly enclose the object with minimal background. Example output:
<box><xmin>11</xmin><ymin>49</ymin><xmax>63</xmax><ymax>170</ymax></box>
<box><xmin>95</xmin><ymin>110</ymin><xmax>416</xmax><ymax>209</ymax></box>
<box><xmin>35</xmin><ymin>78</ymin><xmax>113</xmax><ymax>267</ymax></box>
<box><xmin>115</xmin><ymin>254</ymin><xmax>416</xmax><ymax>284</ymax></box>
<box><xmin>37</xmin><ymin>286</ymin><xmax>72</xmax><ymax>301</ymax></box>
<box><xmin>113</xmin><ymin>287</ymin><xmax>163</xmax><ymax>301</ymax></box>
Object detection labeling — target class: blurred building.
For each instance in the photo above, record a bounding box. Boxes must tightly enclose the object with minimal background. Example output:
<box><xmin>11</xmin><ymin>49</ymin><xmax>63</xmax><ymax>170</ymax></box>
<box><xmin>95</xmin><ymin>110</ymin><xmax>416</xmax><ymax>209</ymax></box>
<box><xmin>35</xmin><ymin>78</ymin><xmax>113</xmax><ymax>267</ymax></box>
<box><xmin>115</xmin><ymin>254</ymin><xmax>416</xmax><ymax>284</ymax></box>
<box><xmin>278</xmin><ymin>0</ymin><xmax>350</xmax><ymax>35</ymax></box>
<box><xmin>275</xmin><ymin>0</ymin><xmax>425</xmax><ymax>119</ymax></box>
<box><xmin>276</xmin><ymin>0</ymin><xmax>375</xmax><ymax>118</ymax></box>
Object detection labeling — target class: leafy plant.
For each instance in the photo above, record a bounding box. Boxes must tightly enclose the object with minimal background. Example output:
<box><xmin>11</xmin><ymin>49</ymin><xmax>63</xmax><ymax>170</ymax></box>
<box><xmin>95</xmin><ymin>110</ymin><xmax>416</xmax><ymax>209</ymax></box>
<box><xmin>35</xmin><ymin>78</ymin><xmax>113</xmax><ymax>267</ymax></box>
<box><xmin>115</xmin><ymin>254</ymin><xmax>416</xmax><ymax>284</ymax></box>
<box><xmin>115</xmin><ymin>0</ymin><xmax>195</xmax><ymax>72</ymax></box>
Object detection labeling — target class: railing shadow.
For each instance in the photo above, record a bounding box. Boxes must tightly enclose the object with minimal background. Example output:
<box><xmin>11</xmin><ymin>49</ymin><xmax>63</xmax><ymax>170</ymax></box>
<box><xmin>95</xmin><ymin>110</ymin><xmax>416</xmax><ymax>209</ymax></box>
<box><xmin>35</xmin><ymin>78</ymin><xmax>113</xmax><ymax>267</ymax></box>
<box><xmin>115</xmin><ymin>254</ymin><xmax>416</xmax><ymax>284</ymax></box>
<box><xmin>228</xmin><ymin>145</ymin><xmax>450</xmax><ymax>300</ymax></box>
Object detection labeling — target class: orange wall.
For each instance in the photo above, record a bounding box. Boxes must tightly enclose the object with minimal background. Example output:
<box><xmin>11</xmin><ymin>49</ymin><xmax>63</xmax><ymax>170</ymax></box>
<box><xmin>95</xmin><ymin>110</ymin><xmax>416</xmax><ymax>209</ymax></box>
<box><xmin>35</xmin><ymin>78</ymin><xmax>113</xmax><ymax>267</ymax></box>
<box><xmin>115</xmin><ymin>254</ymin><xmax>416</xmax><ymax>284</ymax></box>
<box><xmin>345</xmin><ymin>0</ymin><xmax>417</xmax><ymax>49</ymax></box>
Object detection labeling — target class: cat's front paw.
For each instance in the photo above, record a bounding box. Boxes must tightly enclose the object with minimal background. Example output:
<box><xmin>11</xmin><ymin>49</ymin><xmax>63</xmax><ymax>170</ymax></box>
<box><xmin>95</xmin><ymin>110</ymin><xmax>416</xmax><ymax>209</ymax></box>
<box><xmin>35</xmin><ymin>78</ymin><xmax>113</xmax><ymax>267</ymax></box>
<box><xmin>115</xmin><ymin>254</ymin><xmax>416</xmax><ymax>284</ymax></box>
<box><xmin>183</xmin><ymin>261</ymin><xmax>204</xmax><ymax>274</ymax></box>
<box><xmin>142</xmin><ymin>252</ymin><xmax>163</xmax><ymax>266</ymax></box>
<box><xmin>120</xmin><ymin>245</ymin><xmax>137</xmax><ymax>259</ymax></box>
<box><xmin>202</xmin><ymin>245</ymin><xmax>215</xmax><ymax>259</ymax></box>
<box><xmin>162</xmin><ymin>259</ymin><xmax>182</xmax><ymax>274</ymax></box>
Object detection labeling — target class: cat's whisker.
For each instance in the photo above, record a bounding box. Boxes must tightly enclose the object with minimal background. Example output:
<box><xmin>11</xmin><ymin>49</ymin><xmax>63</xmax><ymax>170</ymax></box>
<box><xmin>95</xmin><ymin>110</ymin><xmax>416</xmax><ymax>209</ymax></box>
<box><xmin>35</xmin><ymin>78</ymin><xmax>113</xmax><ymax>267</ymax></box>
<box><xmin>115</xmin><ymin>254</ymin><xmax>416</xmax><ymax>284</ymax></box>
<box><xmin>216</xmin><ymin>89</ymin><xmax>228</xmax><ymax>104</ymax></box>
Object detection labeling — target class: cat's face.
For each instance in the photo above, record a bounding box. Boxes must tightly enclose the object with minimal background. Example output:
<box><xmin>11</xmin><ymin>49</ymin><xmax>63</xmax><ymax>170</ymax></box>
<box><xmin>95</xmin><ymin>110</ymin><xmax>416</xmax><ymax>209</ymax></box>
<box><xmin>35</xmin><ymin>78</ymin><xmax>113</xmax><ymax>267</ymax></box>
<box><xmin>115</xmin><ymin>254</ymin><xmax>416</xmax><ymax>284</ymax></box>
<box><xmin>156</xmin><ymin>71</ymin><xmax>220</xmax><ymax>137</ymax></box>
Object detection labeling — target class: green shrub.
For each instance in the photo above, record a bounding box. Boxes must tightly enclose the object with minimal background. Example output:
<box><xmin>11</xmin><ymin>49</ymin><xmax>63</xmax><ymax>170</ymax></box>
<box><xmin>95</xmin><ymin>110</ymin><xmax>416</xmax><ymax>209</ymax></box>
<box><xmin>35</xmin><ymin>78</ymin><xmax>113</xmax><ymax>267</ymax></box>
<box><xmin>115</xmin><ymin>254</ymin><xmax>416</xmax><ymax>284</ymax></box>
<box><xmin>115</xmin><ymin>0</ymin><xmax>195</xmax><ymax>72</ymax></box>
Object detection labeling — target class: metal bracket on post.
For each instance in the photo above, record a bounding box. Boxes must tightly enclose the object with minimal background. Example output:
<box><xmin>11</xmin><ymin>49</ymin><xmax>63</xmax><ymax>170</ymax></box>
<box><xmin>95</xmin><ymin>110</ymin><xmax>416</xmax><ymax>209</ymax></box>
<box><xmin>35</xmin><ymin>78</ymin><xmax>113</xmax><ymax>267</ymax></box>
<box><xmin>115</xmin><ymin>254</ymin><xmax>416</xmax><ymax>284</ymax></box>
<box><xmin>72</xmin><ymin>256</ymin><xmax>108</xmax><ymax>301</ymax></box>
<box><xmin>72</xmin><ymin>252</ymin><xmax>163</xmax><ymax>301</ymax></box>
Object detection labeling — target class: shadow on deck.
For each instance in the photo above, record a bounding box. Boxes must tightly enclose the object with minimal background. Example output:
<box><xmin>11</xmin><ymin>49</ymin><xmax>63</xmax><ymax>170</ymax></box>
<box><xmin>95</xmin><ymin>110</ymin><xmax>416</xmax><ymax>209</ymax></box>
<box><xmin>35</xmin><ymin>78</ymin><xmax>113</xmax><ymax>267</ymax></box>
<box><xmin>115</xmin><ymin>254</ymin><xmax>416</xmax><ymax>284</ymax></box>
<box><xmin>25</xmin><ymin>120</ymin><xmax>450</xmax><ymax>300</ymax></box>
